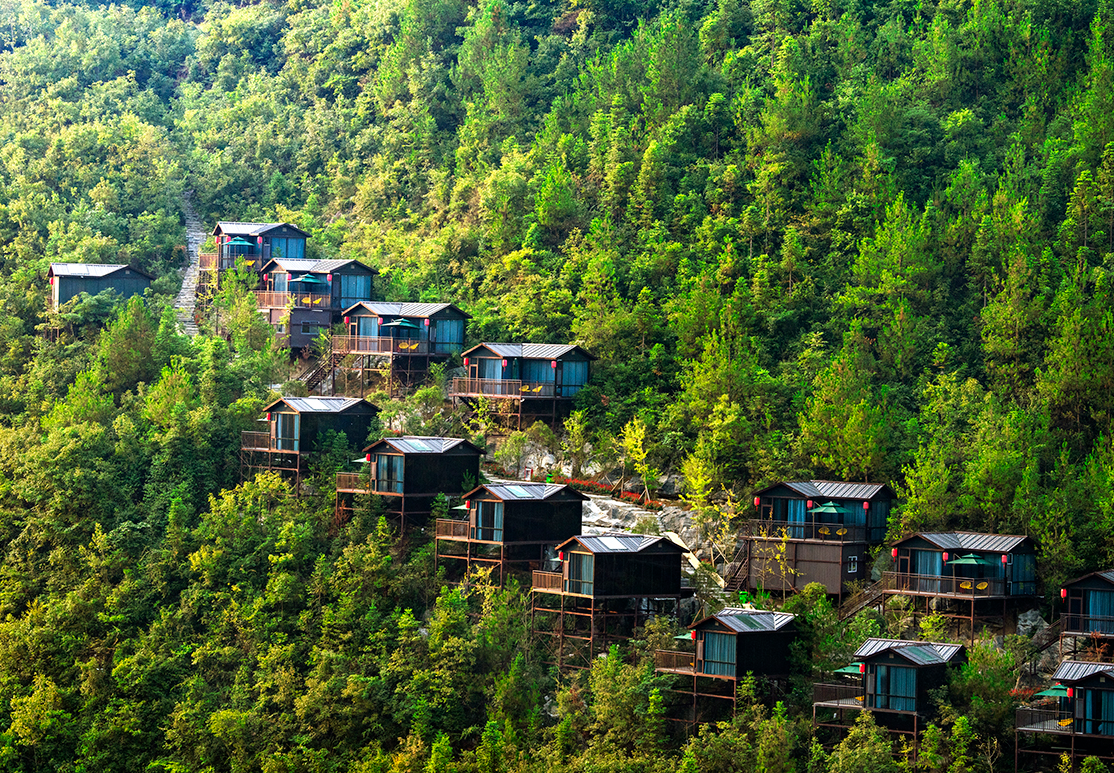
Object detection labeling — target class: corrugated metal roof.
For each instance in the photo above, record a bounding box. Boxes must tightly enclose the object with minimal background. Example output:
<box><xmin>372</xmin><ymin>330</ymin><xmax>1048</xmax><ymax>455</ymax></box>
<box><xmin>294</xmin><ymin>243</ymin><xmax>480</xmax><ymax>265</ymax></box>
<box><xmin>381</xmin><ymin>436</ymin><xmax>471</xmax><ymax>454</ymax></box>
<box><xmin>478</xmin><ymin>482</ymin><xmax>569</xmax><ymax>501</ymax></box>
<box><xmin>273</xmin><ymin>397</ymin><xmax>368</xmax><ymax>414</ymax></box>
<box><xmin>575</xmin><ymin>533</ymin><xmax>671</xmax><ymax>554</ymax></box>
<box><xmin>912</xmin><ymin>532</ymin><xmax>1031</xmax><ymax>553</ymax></box>
<box><xmin>854</xmin><ymin>638</ymin><xmax>964</xmax><ymax>665</ymax></box>
<box><xmin>216</xmin><ymin>221</ymin><xmax>308</xmax><ymax>237</ymax></box>
<box><xmin>266</xmin><ymin>258</ymin><xmax>370</xmax><ymax>273</ymax></box>
<box><xmin>1053</xmin><ymin>661</ymin><xmax>1114</xmax><ymax>683</ymax></box>
<box><xmin>1064</xmin><ymin>569</ymin><xmax>1114</xmax><ymax>587</ymax></box>
<box><xmin>772</xmin><ymin>480</ymin><xmax>890</xmax><ymax>499</ymax></box>
<box><xmin>465</xmin><ymin>343</ymin><xmax>595</xmax><ymax>360</ymax></box>
<box><xmin>49</xmin><ymin>262</ymin><xmax>152</xmax><ymax>279</ymax></box>
<box><xmin>345</xmin><ymin>301</ymin><xmax>468</xmax><ymax>318</ymax></box>
<box><xmin>711</xmin><ymin>608</ymin><xmax>795</xmax><ymax>633</ymax></box>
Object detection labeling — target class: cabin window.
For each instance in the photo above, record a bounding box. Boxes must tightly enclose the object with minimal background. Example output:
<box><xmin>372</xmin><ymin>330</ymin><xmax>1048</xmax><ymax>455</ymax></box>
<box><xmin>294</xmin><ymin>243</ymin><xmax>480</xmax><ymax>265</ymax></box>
<box><xmin>522</xmin><ymin>359</ymin><xmax>555</xmax><ymax>385</ymax></box>
<box><xmin>1086</xmin><ymin>590</ymin><xmax>1114</xmax><ymax>633</ymax></box>
<box><xmin>1082</xmin><ymin>688</ymin><xmax>1114</xmax><ymax>735</ymax></box>
<box><xmin>787</xmin><ymin>499</ymin><xmax>806</xmax><ymax>539</ymax></box>
<box><xmin>566</xmin><ymin>552</ymin><xmax>594</xmax><ymax>595</ymax></box>
<box><xmin>275</xmin><ymin>323</ymin><xmax>287</xmax><ymax>335</ymax></box>
<box><xmin>274</xmin><ymin>412</ymin><xmax>299</xmax><ymax>452</ymax></box>
<box><xmin>471</xmin><ymin>501</ymin><xmax>503</xmax><ymax>542</ymax></box>
<box><xmin>701</xmin><ymin>631</ymin><xmax>735</xmax><ymax>677</ymax></box>
<box><xmin>1011</xmin><ymin>553</ymin><xmax>1037</xmax><ymax>595</ymax></box>
<box><xmin>270</xmin><ymin>237</ymin><xmax>305</xmax><ymax>260</ymax></box>
<box><xmin>872</xmin><ymin>665</ymin><xmax>916</xmax><ymax>712</ymax></box>
<box><xmin>431</xmin><ymin>318</ymin><xmax>464</xmax><ymax>353</ymax></box>
<box><xmin>561</xmin><ymin>360</ymin><xmax>589</xmax><ymax>396</ymax></box>
<box><xmin>272</xmin><ymin>273</ymin><xmax>288</xmax><ymax>293</ymax></box>
<box><xmin>480</xmin><ymin>358</ymin><xmax>502</xmax><ymax>380</ymax></box>
<box><xmin>374</xmin><ymin>454</ymin><xmax>404</xmax><ymax>493</ymax></box>
<box><xmin>847</xmin><ymin>556</ymin><xmax>859</xmax><ymax>574</ymax></box>
<box><xmin>301</xmin><ymin>322</ymin><xmax>327</xmax><ymax>337</ymax></box>
<box><xmin>338</xmin><ymin>274</ymin><xmax>372</xmax><ymax>305</ymax></box>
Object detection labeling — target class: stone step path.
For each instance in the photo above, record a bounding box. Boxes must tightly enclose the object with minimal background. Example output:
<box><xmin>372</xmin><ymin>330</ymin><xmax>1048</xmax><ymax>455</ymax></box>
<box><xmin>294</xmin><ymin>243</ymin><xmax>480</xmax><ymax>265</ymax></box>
<box><xmin>174</xmin><ymin>191</ymin><xmax>204</xmax><ymax>337</ymax></box>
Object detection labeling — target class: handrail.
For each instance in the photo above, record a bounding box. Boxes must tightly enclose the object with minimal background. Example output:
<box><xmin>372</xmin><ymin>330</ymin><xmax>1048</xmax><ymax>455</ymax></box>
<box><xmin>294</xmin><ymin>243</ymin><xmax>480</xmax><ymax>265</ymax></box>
<box><xmin>1061</xmin><ymin>613</ymin><xmax>1114</xmax><ymax>635</ymax></box>
<box><xmin>742</xmin><ymin>519</ymin><xmax>867</xmax><ymax>542</ymax></box>
<box><xmin>199</xmin><ymin>252</ymin><xmax>219</xmax><ymax>270</ymax></box>
<box><xmin>450</xmin><ymin>378</ymin><xmax>560</xmax><ymax>397</ymax></box>
<box><xmin>884</xmin><ymin>571</ymin><xmax>1007</xmax><ymax>597</ymax></box>
<box><xmin>253</xmin><ymin>291</ymin><xmax>330</xmax><ymax>309</ymax></box>
<box><xmin>435</xmin><ymin>519</ymin><xmax>470</xmax><ymax>538</ymax></box>
<box><xmin>241</xmin><ymin>430</ymin><xmax>298</xmax><ymax>452</ymax></box>
<box><xmin>333</xmin><ymin>336</ymin><xmax>430</xmax><ymax>355</ymax></box>
<box><xmin>654</xmin><ymin>649</ymin><xmax>696</xmax><ymax>673</ymax></box>
<box><xmin>812</xmin><ymin>682</ymin><xmax>866</xmax><ymax>705</ymax></box>
<box><xmin>335</xmin><ymin>472</ymin><xmax>366</xmax><ymax>492</ymax></box>
<box><xmin>532</xmin><ymin>570</ymin><xmax>563</xmax><ymax>592</ymax></box>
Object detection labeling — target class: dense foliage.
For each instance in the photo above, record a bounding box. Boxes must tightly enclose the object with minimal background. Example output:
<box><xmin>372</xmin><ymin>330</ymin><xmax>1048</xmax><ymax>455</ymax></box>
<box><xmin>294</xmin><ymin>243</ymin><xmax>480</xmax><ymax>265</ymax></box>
<box><xmin>1</xmin><ymin>0</ymin><xmax>1114</xmax><ymax>769</ymax></box>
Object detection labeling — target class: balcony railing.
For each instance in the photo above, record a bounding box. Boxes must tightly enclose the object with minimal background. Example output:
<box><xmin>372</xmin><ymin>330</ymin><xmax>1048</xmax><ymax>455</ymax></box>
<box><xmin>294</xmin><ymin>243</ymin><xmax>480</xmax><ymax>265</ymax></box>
<box><xmin>241</xmin><ymin>431</ymin><xmax>299</xmax><ymax>453</ymax></box>
<box><xmin>333</xmin><ymin>472</ymin><xmax>403</xmax><ymax>494</ymax></box>
<box><xmin>253</xmin><ymin>291</ymin><xmax>330</xmax><ymax>310</ymax></box>
<box><xmin>199</xmin><ymin>252</ymin><xmax>219</xmax><ymax>270</ymax></box>
<box><xmin>812</xmin><ymin>682</ymin><xmax>866</xmax><ymax>709</ymax></box>
<box><xmin>654</xmin><ymin>649</ymin><xmax>697</xmax><ymax>674</ymax></box>
<box><xmin>435</xmin><ymin>519</ymin><xmax>470</xmax><ymax>539</ymax></box>
<box><xmin>333</xmin><ymin>336</ymin><xmax>430</xmax><ymax>355</ymax></box>
<box><xmin>884</xmin><ymin>572</ymin><xmax>1007</xmax><ymax>597</ymax></box>
<box><xmin>1062</xmin><ymin>614</ymin><xmax>1114</xmax><ymax>635</ymax></box>
<box><xmin>742</xmin><ymin>519</ymin><xmax>867</xmax><ymax>543</ymax></box>
<box><xmin>532</xmin><ymin>570</ymin><xmax>563</xmax><ymax>592</ymax></box>
<box><xmin>450</xmin><ymin>378</ymin><xmax>559</xmax><ymax>398</ymax></box>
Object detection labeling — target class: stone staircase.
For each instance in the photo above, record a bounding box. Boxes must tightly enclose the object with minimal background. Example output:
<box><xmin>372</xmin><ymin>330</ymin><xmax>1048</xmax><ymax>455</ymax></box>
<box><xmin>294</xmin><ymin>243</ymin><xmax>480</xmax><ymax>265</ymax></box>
<box><xmin>174</xmin><ymin>191</ymin><xmax>204</xmax><ymax>337</ymax></box>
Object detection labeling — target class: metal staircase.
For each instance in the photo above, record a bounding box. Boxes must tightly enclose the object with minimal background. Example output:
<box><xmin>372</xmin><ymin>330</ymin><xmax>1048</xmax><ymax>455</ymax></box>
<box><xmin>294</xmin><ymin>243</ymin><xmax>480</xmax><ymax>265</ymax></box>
<box><xmin>302</xmin><ymin>353</ymin><xmax>345</xmax><ymax>392</ymax></box>
<box><xmin>723</xmin><ymin>542</ymin><xmax>751</xmax><ymax>594</ymax></box>
<box><xmin>838</xmin><ymin>574</ymin><xmax>895</xmax><ymax>620</ymax></box>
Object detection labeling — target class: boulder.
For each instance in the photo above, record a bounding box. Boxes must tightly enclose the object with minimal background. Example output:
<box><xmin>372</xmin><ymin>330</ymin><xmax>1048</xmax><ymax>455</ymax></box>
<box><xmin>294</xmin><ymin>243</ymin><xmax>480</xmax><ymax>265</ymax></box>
<box><xmin>1017</xmin><ymin>608</ymin><xmax>1048</xmax><ymax>638</ymax></box>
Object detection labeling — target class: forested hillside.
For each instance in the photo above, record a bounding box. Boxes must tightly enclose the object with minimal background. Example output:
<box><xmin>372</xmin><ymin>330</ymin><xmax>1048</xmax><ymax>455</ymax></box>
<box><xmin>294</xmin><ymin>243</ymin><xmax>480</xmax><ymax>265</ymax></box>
<box><xmin>0</xmin><ymin>0</ymin><xmax>1112</xmax><ymax>769</ymax></box>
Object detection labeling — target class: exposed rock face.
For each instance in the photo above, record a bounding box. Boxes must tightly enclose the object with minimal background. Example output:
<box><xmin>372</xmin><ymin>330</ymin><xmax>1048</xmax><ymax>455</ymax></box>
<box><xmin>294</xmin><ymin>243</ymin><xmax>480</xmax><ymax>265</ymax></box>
<box><xmin>1017</xmin><ymin>608</ymin><xmax>1048</xmax><ymax>638</ymax></box>
<box><xmin>580</xmin><ymin>494</ymin><xmax>703</xmax><ymax>559</ymax></box>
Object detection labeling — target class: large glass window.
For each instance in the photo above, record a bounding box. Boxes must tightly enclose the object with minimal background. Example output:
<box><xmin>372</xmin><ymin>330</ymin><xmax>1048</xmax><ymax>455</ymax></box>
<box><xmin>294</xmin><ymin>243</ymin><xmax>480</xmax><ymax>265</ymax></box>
<box><xmin>871</xmin><ymin>665</ymin><xmax>916</xmax><ymax>712</ymax></box>
<box><xmin>274</xmin><ymin>412</ymin><xmax>299</xmax><ymax>451</ymax></box>
<box><xmin>1086</xmin><ymin>590</ymin><xmax>1114</xmax><ymax>634</ymax></box>
<box><xmin>375</xmin><ymin>454</ymin><xmax>404</xmax><ymax>493</ymax></box>
<box><xmin>701</xmin><ymin>631</ymin><xmax>736</xmax><ymax>677</ymax></box>
<box><xmin>1011</xmin><ymin>553</ymin><xmax>1037</xmax><ymax>595</ymax></box>
<box><xmin>471</xmin><ymin>501</ymin><xmax>504</xmax><ymax>542</ymax></box>
<box><xmin>561</xmin><ymin>360</ymin><xmax>589</xmax><ymax>396</ymax></box>
<box><xmin>522</xmin><ymin>359</ymin><xmax>555</xmax><ymax>384</ymax></box>
<box><xmin>480</xmin><ymin>358</ymin><xmax>502</xmax><ymax>380</ymax></box>
<box><xmin>565</xmin><ymin>552</ymin><xmax>594</xmax><ymax>595</ymax></box>
<box><xmin>432</xmin><ymin>318</ymin><xmax>464</xmax><ymax>353</ymax></box>
<box><xmin>270</xmin><ymin>237</ymin><xmax>305</xmax><ymax>260</ymax></box>
<box><xmin>787</xmin><ymin>499</ymin><xmax>806</xmax><ymax>539</ymax></box>
<box><xmin>357</xmin><ymin>316</ymin><xmax>377</xmax><ymax>337</ymax></box>
<box><xmin>272</xmin><ymin>272</ymin><xmax>288</xmax><ymax>293</ymax></box>
<box><xmin>338</xmin><ymin>274</ymin><xmax>372</xmax><ymax>305</ymax></box>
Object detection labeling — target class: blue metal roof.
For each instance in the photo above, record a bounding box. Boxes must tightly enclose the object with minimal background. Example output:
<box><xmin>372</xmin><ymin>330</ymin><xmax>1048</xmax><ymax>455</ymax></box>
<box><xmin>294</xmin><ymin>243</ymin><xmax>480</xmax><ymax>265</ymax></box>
<box><xmin>49</xmin><ymin>262</ymin><xmax>154</xmax><ymax>280</ymax></box>
<box><xmin>1053</xmin><ymin>661</ymin><xmax>1114</xmax><ymax>683</ymax></box>
<box><xmin>343</xmin><ymin>301</ymin><xmax>469</xmax><ymax>318</ymax></box>
<box><xmin>701</xmin><ymin>608</ymin><xmax>795</xmax><ymax>633</ymax></box>
<box><xmin>267</xmin><ymin>397</ymin><xmax>369</xmax><ymax>414</ymax></box>
<box><xmin>215</xmin><ymin>221</ymin><xmax>309</xmax><ymax>237</ymax></box>
<box><xmin>470</xmin><ymin>482</ymin><xmax>577</xmax><ymax>501</ymax></box>
<box><xmin>902</xmin><ymin>532</ymin><xmax>1032</xmax><ymax>553</ymax></box>
<box><xmin>463</xmin><ymin>343</ymin><xmax>596</xmax><ymax>360</ymax></box>
<box><xmin>377</xmin><ymin>436</ymin><xmax>478</xmax><ymax>454</ymax></box>
<box><xmin>572</xmin><ymin>534</ymin><xmax>674</xmax><ymax>554</ymax></box>
<box><xmin>854</xmin><ymin>638</ymin><xmax>965</xmax><ymax>665</ymax></box>
<box><xmin>760</xmin><ymin>480</ymin><xmax>894</xmax><ymax>500</ymax></box>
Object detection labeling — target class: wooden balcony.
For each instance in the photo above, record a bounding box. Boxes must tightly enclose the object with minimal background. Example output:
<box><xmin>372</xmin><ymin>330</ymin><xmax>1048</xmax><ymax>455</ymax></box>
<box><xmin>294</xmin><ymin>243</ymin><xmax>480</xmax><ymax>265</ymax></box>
<box><xmin>199</xmin><ymin>252</ymin><xmax>219</xmax><ymax>270</ymax></box>
<box><xmin>333</xmin><ymin>336</ymin><xmax>430</xmax><ymax>355</ymax></box>
<box><xmin>435</xmin><ymin>519</ymin><xmax>470</xmax><ymax>539</ymax></box>
<box><xmin>883</xmin><ymin>572</ymin><xmax>1008</xmax><ymax>598</ymax></box>
<box><xmin>742</xmin><ymin>519</ymin><xmax>867</xmax><ymax>543</ymax></box>
<box><xmin>241</xmin><ymin>431</ymin><xmax>299</xmax><ymax>453</ymax></box>
<box><xmin>333</xmin><ymin>472</ymin><xmax>402</xmax><ymax>495</ymax></box>
<box><xmin>812</xmin><ymin>682</ymin><xmax>866</xmax><ymax>710</ymax></box>
<box><xmin>1062</xmin><ymin>614</ymin><xmax>1114</xmax><ymax>636</ymax></box>
<box><xmin>450</xmin><ymin>378</ymin><xmax>557</xmax><ymax>398</ymax></box>
<box><xmin>254</xmin><ymin>291</ymin><xmax>330</xmax><ymax>310</ymax></box>
<box><xmin>654</xmin><ymin>649</ymin><xmax>697</xmax><ymax>675</ymax></box>
<box><xmin>532</xmin><ymin>570</ymin><xmax>563</xmax><ymax>593</ymax></box>
<box><xmin>1015</xmin><ymin>705</ymin><xmax>1112</xmax><ymax>737</ymax></box>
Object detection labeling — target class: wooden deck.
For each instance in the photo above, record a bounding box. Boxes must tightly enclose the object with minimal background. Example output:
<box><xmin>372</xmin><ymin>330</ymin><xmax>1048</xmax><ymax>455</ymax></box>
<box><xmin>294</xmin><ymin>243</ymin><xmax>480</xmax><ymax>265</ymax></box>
<box><xmin>812</xmin><ymin>683</ymin><xmax>866</xmax><ymax>711</ymax></box>
<box><xmin>451</xmin><ymin>377</ymin><xmax>558</xmax><ymax>398</ymax></box>
<box><xmin>254</xmin><ymin>291</ymin><xmax>330</xmax><ymax>309</ymax></box>
<box><xmin>333</xmin><ymin>335</ymin><xmax>432</xmax><ymax>355</ymax></box>
<box><xmin>654</xmin><ymin>649</ymin><xmax>697</xmax><ymax>675</ymax></box>
<box><xmin>743</xmin><ymin>519</ymin><xmax>867</xmax><ymax>543</ymax></box>
<box><xmin>883</xmin><ymin>572</ymin><xmax>1010</xmax><ymax>599</ymax></box>
<box><xmin>241</xmin><ymin>430</ymin><xmax>300</xmax><ymax>453</ymax></box>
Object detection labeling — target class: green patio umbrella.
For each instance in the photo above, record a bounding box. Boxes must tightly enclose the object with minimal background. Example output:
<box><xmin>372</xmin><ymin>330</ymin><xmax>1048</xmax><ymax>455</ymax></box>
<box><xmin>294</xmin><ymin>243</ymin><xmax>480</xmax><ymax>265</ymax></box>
<box><xmin>808</xmin><ymin>501</ymin><xmax>844</xmax><ymax>515</ymax></box>
<box><xmin>381</xmin><ymin>319</ymin><xmax>420</xmax><ymax>329</ymax></box>
<box><xmin>227</xmin><ymin>237</ymin><xmax>256</xmax><ymax>248</ymax></box>
<box><xmin>1034</xmin><ymin>684</ymin><xmax>1070</xmax><ymax>698</ymax></box>
<box><xmin>834</xmin><ymin>664</ymin><xmax>863</xmax><ymax>675</ymax></box>
<box><xmin>948</xmin><ymin>553</ymin><xmax>995</xmax><ymax>566</ymax></box>
<box><xmin>290</xmin><ymin>274</ymin><xmax>327</xmax><ymax>284</ymax></box>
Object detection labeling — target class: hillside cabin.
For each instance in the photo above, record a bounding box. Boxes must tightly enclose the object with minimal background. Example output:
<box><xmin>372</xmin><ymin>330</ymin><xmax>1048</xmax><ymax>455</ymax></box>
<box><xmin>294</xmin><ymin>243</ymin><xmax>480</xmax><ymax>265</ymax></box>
<box><xmin>255</xmin><ymin>258</ymin><xmax>377</xmax><ymax>349</ymax></box>
<box><xmin>335</xmin><ymin>436</ymin><xmax>483</xmax><ymax>530</ymax></box>
<box><xmin>1060</xmin><ymin>570</ymin><xmax>1114</xmax><ymax>656</ymax></box>
<box><xmin>655</xmin><ymin>609</ymin><xmax>797</xmax><ymax>724</ymax></box>
<box><xmin>199</xmin><ymin>222</ymin><xmax>310</xmax><ymax>299</ymax></box>
<box><xmin>884</xmin><ymin>532</ymin><xmax>1038</xmax><ymax>640</ymax></box>
<box><xmin>241</xmin><ymin>396</ymin><xmax>379</xmax><ymax>485</ymax></box>
<box><xmin>48</xmin><ymin>263</ymin><xmax>153</xmax><ymax>310</ymax></box>
<box><xmin>531</xmin><ymin>534</ymin><xmax>689</xmax><ymax>669</ymax></box>
<box><xmin>450</xmin><ymin>343</ymin><xmax>595</xmax><ymax>429</ymax></box>
<box><xmin>1016</xmin><ymin>661</ymin><xmax>1114</xmax><ymax>768</ymax></box>
<box><xmin>813</xmin><ymin>638</ymin><xmax>967</xmax><ymax>750</ymax></box>
<box><xmin>734</xmin><ymin>480</ymin><xmax>895</xmax><ymax>601</ymax></box>
<box><xmin>435</xmin><ymin>482</ymin><xmax>588</xmax><ymax>584</ymax></box>
<box><xmin>325</xmin><ymin>301</ymin><xmax>471</xmax><ymax>395</ymax></box>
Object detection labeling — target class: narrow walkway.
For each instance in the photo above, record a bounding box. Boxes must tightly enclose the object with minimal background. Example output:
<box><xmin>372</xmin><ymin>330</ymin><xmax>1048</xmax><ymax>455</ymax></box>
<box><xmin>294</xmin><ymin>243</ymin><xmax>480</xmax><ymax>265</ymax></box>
<box><xmin>174</xmin><ymin>191</ymin><xmax>204</xmax><ymax>337</ymax></box>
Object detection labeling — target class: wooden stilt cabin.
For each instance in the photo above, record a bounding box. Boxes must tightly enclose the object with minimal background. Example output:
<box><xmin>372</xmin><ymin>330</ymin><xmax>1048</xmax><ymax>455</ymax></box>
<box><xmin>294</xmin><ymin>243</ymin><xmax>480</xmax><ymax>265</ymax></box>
<box><xmin>1059</xmin><ymin>570</ymin><xmax>1114</xmax><ymax>657</ymax></box>
<box><xmin>451</xmin><ymin>343</ymin><xmax>595</xmax><ymax>429</ymax></box>
<box><xmin>813</xmin><ymin>638</ymin><xmax>966</xmax><ymax>753</ymax></box>
<box><xmin>733</xmin><ymin>480</ymin><xmax>895</xmax><ymax>601</ymax></box>
<box><xmin>199</xmin><ymin>221</ymin><xmax>309</xmax><ymax>298</ymax></box>
<box><xmin>531</xmin><ymin>533</ymin><xmax>689</xmax><ymax>670</ymax></box>
<box><xmin>335</xmin><ymin>436</ymin><xmax>483</xmax><ymax>530</ymax></box>
<box><xmin>48</xmin><ymin>263</ymin><xmax>154</xmax><ymax>310</ymax></box>
<box><xmin>255</xmin><ymin>258</ymin><xmax>377</xmax><ymax>350</ymax></box>
<box><xmin>655</xmin><ymin>608</ymin><xmax>797</xmax><ymax>725</ymax></box>
<box><xmin>435</xmin><ymin>482</ymin><xmax>587</xmax><ymax>584</ymax></box>
<box><xmin>1016</xmin><ymin>661</ymin><xmax>1114</xmax><ymax>769</ymax></box>
<box><xmin>326</xmin><ymin>301</ymin><xmax>470</xmax><ymax>395</ymax></box>
<box><xmin>241</xmin><ymin>397</ymin><xmax>380</xmax><ymax>486</ymax></box>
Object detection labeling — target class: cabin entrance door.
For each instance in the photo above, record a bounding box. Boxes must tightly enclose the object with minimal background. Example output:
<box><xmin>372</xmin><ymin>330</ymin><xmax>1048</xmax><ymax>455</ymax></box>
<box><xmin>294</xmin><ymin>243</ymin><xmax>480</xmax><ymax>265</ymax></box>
<box><xmin>1067</xmin><ymin>591</ymin><xmax>1083</xmax><ymax>633</ymax></box>
<box><xmin>896</xmin><ymin>553</ymin><xmax>911</xmax><ymax>590</ymax></box>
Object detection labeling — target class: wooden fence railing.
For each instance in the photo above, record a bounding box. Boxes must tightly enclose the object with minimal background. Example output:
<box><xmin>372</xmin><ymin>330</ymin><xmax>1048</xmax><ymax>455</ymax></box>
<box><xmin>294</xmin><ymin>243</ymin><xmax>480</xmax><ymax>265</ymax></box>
<box><xmin>333</xmin><ymin>336</ymin><xmax>429</xmax><ymax>355</ymax></box>
<box><xmin>435</xmin><ymin>519</ymin><xmax>470</xmax><ymax>538</ymax></box>
<box><xmin>532</xmin><ymin>570</ymin><xmax>563</xmax><ymax>592</ymax></box>
<box><xmin>253</xmin><ymin>291</ymin><xmax>330</xmax><ymax>309</ymax></box>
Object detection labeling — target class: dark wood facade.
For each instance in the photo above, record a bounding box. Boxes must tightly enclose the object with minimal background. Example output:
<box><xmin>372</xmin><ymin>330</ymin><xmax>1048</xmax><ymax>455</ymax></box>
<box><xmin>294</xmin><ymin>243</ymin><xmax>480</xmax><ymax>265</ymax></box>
<box><xmin>199</xmin><ymin>222</ymin><xmax>309</xmax><ymax>299</ymax></box>
<box><xmin>326</xmin><ymin>302</ymin><xmax>471</xmax><ymax>396</ymax></box>
<box><xmin>48</xmin><ymin>263</ymin><xmax>153</xmax><ymax>310</ymax></box>
<box><xmin>241</xmin><ymin>396</ymin><xmax>379</xmax><ymax>486</ymax></box>
<box><xmin>734</xmin><ymin>480</ymin><xmax>895</xmax><ymax>600</ymax></box>
<box><xmin>1060</xmin><ymin>570</ymin><xmax>1114</xmax><ymax>656</ymax></box>
<box><xmin>435</xmin><ymin>482</ymin><xmax>587</xmax><ymax>584</ymax></box>
<box><xmin>813</xmin><ymin>638</ymin><xmax>966</xmax><ymax>752</ymax></box>
<box><xmin>1016</xmin><ymin>661</ymin><xmax>1114</xmax><ymax>769</ymax></box>
<box><xmin>450</xmin><ymin>343</ymin><xmax>595</xmax><ymax>429</ymax></box>
<box><xmin>335</xmin><ymin>436</ymin><xmax>483</xmax><ymax>530</ymax></box>
<box><xmin>655</xmin><ymin>609</ymin><xmax>797</xmax><ymax>725</ymax></box>
<box><xmin>531</xmin><ymin>534</ymin><xmax>688</xmax><ymax>670</ymax></box>
<box><xmin>255</xmin><ymin>258</ymin><xmax>377</xmax><ymax>349</ymax></box>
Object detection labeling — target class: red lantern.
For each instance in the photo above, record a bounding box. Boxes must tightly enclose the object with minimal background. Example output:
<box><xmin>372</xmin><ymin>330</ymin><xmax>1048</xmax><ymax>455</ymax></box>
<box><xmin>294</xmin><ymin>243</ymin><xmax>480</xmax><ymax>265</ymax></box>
<box><xmin>379</xmin><ymin>318</ymin><xmax>385</xmax><ymax>324</ymax></box>
<box><xmin>690</xmin><ymin>630</ymin><xmax>696</xmax><ymax>641</ymax></box>
<box><xmin>807</xmin><ymin>500</ymin><xmax>814</xmax><ymax>509</ymax></box>
<box><xmin>463</xmin><ymin>357</ymin><xmax>469</xmax><ymax>366</ymax></box>
<box><xmin>424</xmin><ymin>318</ymin><xmax>430</xmax><ymax>326</ymax></box>
<box><xmin>551</xmin><ymin>360</ymin><xmax>557</xmax><ymax>368</ymax></box>
<box><xmin>891</xmin><ymin>548</ymin><xmax>898</xmax><ymax>559</ymax></box>
<box><xmin>1001</xmin><ymin>554</ymin><xmax>1008</xmax><ymax>564</ymax></box>
<box><xmin>48</xmin><ymin>276</ymin><xmax>53</xmax><ymax>285</ymax></box>
<box><xmin>344</xmin><ymin>316</ymin><xmax>350</xmax><ymax>324</ymax></box>
<box><xmin>502</xmin><ymin>359</ymin><xmax>507</xmax><ymax>367</ymax></box>
<box><xmin>266</xmin><ymin>412</ymin><xmax>272</xmax><ymax>421</ymax></box>
<box><xmin>754</xmin><ymin>496</ymin><xmax>761</xmax><ymax>509</ymax></box>
<box><xmin>256</xmin><ymin>236</ymin><xmax>263</xmax><ymax>245</ymax></box>
<box><xmin>1061</xmin><ymin>588</ymin><xmax>1067</xmax><ymax>599</ymax></box>
<box><xmin>365</xmin><ymin>453</ymin><xmax>371</xmax><ymax>463</ymax></box>
<box><xmin>1067</xmin><ymin>687</ymin><xmax>1074</xmax><ymax>698</ymax></box>
<box><xmin>327</xmin><ymin>274</ymin><xmax>333</xmax><ymax>281</ymax></box>
<box><xmin>558</xmin><ymin>551</ymin><xmax>564</xmax><ymax>561</ymax></box>
<box><xmin>863</xmin><ymin>501</ymin><xmax>869</xmax><ymax>510</ymax></box>
<box><xmin>859</xmin><ymin>664</ymin><xmax>866</xmax><ymax>674</ymax></box>
<box><xmin>942</xmin><ymin>552</ymin><xmax>949</xmax><ymax>563</ymax></box>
